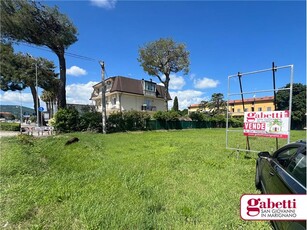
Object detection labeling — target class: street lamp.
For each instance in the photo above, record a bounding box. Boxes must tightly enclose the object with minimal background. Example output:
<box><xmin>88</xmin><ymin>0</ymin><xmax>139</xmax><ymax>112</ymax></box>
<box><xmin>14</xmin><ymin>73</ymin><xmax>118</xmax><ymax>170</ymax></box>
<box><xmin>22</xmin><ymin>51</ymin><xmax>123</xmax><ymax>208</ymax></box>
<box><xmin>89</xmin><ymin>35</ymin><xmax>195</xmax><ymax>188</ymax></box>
<box><xmin>99</xmin><ymin>61</ymin><xmax>106</xmax><ymax>134</ymax></box>
<box><xmin>27</xmin><ymin>54</ymin><xmax>39</xmax><ymax>127</ymax></box>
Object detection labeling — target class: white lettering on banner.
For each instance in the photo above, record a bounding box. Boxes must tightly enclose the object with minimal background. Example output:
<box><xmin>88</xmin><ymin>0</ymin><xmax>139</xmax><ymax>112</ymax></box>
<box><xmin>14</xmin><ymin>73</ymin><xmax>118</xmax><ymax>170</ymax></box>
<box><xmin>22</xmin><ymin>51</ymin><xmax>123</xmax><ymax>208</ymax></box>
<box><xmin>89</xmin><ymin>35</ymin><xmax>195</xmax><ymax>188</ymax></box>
<box><xmin>244</xmin><ymin>123</ymin><xmax>265</xmax><ymax>130</ymax></box>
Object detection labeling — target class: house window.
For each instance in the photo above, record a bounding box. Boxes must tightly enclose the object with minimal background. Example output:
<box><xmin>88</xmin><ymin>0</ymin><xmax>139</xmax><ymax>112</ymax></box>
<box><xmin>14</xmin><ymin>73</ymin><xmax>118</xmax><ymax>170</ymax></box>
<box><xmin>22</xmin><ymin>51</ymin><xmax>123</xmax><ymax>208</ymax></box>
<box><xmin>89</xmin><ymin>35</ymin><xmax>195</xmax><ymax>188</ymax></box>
<box><xmin>267</xmin><ymin>107</ymin><xmax>271</xmax><ymax>111</ymax></box>
<box><xmin>144</xmin><ymin>81</ymin><xmax>156</xmax><ymax>92</ymax></box>
<box><xmin>244</xmin><ymin>108</ymin><xmax>248</xmax><ymax>112</ymax></box>
<box><xmin>237</xmin><ymin>109</ymin><xmax>241</xmax><ymax>112</ymax></box>
<box><xmin>106</xmin><ymin>81</ymin><xmax>112</xmax><ymax>92</ymax></box>
<box><xmin>145</xmin><ymin>99</ymin><xmax>151</xmax><ymax>107</ymax></box>
<box><xmin>113</xmin><ymin>97</ymin><xmax>116</xmax><ymax>105</ymax></box>
<box><xmin>258</xmin><ymin>107</ymin><xmax>262</xmax><ymax>111</ymax></box>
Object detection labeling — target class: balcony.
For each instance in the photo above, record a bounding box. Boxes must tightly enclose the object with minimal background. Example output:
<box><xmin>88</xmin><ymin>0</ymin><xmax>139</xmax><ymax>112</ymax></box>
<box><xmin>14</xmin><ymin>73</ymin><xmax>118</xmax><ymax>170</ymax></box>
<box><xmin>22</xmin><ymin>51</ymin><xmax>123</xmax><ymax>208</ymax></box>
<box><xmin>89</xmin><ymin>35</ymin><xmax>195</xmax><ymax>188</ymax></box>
<box><xmin>141</xmin><ymin>105</ymin><xmax>157</xmax><ymax>111</ymax></box>
<box><xmin>143</xmin><ymin>90</ymin><xmax>156</xmax><ymax>97</ymax></box>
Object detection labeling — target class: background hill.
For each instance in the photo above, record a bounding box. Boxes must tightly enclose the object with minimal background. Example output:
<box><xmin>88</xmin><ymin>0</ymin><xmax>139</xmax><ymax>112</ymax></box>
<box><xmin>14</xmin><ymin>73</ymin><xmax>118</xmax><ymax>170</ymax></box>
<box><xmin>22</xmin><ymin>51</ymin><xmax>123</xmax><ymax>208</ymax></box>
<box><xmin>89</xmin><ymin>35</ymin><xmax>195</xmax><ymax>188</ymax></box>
<box><xmin>0</xmin><ymin>105</ymin><xmax>35</xmax><ymax>119</ymax></box>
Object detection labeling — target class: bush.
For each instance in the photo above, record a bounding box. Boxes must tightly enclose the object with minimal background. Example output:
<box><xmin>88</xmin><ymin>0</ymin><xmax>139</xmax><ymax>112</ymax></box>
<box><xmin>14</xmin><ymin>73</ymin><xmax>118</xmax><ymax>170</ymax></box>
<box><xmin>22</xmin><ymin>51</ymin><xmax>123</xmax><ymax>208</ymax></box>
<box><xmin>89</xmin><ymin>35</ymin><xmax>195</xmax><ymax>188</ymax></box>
<box><xmin>0</xmin><ymin>122</ymin><xmax>20</xmax><ymax>131</ymax></box>
<box><xmin>189</xmin><ymin>112</ymin><xmax>205</xmax><ymax>121</ymax></box>
<box><xmin>107</xmin><ymin>112</ymin><xmax>125</xmax><ymax>133</ymax></box>
<box><xmin>79</xmin><ymin>111</ymin><xmax>102</xmax><ymax>132</ymax></box>
<box><xmin>153</xmin><ymin>111</ymin><xmax>180</xmax><ymax>121</ymax></box>
<box><xmin>53</xmin><ymin>108</ymin><xmax>80</xmax><ymax>133</ymax></box>
<box><xmin>123</xmin><ymin>110</ymin><xmax>150</xmax><ymax>131</ymax></box>
<box><xmin>107</xmin><ymin>111</ymin><xmax>150</xmax><ymax>133</ymax></box>
<box><xmin>229</xmin><ymin>117</ymin><xmax>243</xmax><ymax>128</ymax></box>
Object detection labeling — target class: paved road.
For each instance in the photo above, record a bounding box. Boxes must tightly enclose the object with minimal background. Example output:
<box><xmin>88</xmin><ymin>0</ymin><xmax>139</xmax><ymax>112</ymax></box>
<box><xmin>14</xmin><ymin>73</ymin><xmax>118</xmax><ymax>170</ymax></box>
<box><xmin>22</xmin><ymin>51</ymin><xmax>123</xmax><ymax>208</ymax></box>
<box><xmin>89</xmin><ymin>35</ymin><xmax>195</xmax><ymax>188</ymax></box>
<box><xmin>0</xmin><ymin>125</ymin><xmax>54</xmax><ymax>138</ymax></box>
<box><xmin>0</xmin><ymin>131</ymin><xmax>19</xmax><ymax>137</ymax></box>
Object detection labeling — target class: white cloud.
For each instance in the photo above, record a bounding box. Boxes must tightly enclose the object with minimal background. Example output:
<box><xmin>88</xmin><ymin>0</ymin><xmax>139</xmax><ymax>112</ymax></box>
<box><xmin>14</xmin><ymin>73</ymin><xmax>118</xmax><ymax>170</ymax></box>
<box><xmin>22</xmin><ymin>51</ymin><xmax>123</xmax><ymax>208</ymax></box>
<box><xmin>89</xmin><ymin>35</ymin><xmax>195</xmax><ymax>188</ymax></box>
<box><xmin>90</xmin><ymin>0</ymin><xmax>117</xmax><ymax>9</ymax></box>
<box><xmin>0</xmin><ymin>91</ymin><xmax>33</xmax><ymax>106</ymax></box>
<box><xmin>194</xmin><ymin>77</ymin><xmax>219</xmax><ymax>89</ymax></box>
<box><xmin>67</xmin><ymin>66</ymin><xmax>87</xmax><ymax>77</ymax></box>
<box><xmin>66</xmin><ymin>81</ymin><xmax>98</xmax><ymax>105</ymax></box>
<box><xmin>0</xmin><ymin>81</ymin><xmax>98</xmax><ymax>109</ymax></box>
<box><xmin>169</xmin><ymin>74</ymin><xmax>186</xmax><ymax>90</ymax></box>
<box><xmin>168</xmin><ymin>90</ymin><xmax>209</xmax><ymax>110</ymax></box>
<box><xmin>189</xmin><ymin>73</ymin><xmax>196</xmax><ymax>80</ymax></box>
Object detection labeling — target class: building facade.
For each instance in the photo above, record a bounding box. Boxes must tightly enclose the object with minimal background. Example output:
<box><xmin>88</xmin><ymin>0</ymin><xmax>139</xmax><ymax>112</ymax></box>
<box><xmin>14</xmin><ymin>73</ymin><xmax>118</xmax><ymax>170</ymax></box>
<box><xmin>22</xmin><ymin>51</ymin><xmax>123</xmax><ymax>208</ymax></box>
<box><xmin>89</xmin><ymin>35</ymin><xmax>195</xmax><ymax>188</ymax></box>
<box><xmin>187</xmin><ymin>96</ymin><xmax>275</xmax><ymax>117</ymax></box>
<box><xmin>90</xmin><ymin>76</ymin><xmax>171</xmax><ymax>115</ymax></box>
<box><xmin>187</xmin><ymin>104</ymin><xmax>210</xmax><ymax>115</ymax></box>
<box><xmin>228</xmin><ymin>96</ymin><xmax>274</xmax><ymax>117</ymax></box>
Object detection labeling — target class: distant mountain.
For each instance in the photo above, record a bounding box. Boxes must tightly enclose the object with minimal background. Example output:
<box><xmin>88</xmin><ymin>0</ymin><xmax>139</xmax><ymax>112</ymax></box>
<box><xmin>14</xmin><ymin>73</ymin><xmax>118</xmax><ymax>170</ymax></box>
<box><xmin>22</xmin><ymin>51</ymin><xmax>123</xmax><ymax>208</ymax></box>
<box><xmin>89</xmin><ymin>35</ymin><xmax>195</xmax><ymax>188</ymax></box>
<box><xmin>0</xmin><ymin>105</ymin><xmax>35</xmax><ymax>119</ymax></box>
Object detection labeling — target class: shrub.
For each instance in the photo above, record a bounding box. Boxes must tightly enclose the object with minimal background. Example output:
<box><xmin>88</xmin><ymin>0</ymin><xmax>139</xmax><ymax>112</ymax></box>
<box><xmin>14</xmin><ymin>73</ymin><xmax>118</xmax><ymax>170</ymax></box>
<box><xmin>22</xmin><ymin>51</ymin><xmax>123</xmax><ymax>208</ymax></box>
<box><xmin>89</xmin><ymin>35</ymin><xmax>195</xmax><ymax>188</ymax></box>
<box><xmin>0</xmin><ymin>122</ymin><xmax>20</xmax><ymax>131</ymax></box>
<box><xmin>123</xmin><ymin>110</ymin><xmax>150</xmax><ymax>131</ymax></box>
<box><xmin>189</xmin><ymin>112</ymin><xmax>205</xmax><ymax>121</ymax></box>
<box><xmin>107</xmin><ymin>111</ymin><xmax>150</xmax><ymax>133</ymax></box>
<box><xmin>16</xmin><ymin>134</ymin><xmax>34</xmax><ymax>146</ymax></box>
<box><xmin>48</xmin><ymin>118</ymin><xmax>56</xmax><ymax>127</ymax></box>
<box><xmin>229</xmin><ymin>117</ymin><xmax>243</xmax><ymax>128</ymax></box>
<box><xmin>53</xmin><ymin>108</ymin><xmax>80</xmax><ymax>133</ymax></box>
<box><xmin>153</xmin><ymin>111</ymin><xmax>180</xmax><ymax>121</ymax></box>
<box><xmin>107</xmin><ymin>112</ymin><xmax>125</xmax><ymax>133</ymax></box>
<box><xmin>79</xmin><ymin>111</ymin><xmax>102</xmax><ymax>132</ymax></box>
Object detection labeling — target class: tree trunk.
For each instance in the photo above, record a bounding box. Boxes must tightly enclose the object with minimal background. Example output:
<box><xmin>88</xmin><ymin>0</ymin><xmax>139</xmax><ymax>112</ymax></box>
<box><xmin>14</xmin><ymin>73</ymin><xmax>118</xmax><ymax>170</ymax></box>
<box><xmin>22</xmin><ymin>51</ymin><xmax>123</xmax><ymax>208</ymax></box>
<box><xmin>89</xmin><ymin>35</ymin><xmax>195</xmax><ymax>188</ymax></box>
<box><xmin>55</xmin><ymin>48</ymin><xmax>66</xmax><ymax>109</ymax></box>
<box><xmin>30</xmin><ymin>84</ymin><xmax>41</xmax><ymax>126</ymax></box>
<box><xmin>164</xmin><ymin>76</ymin><xmax>169</xmax><ymax>111</ymax></box>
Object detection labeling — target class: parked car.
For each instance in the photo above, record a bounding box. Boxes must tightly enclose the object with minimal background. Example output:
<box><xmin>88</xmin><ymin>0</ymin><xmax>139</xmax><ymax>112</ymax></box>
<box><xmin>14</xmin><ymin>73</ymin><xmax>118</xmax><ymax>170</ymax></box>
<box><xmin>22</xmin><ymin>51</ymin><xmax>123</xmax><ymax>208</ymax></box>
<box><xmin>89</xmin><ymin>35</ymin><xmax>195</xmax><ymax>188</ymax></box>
<box><xmin>255</xmin><ymin>140</ymin><xmax>306</xmax><ymax>230</ymax></box>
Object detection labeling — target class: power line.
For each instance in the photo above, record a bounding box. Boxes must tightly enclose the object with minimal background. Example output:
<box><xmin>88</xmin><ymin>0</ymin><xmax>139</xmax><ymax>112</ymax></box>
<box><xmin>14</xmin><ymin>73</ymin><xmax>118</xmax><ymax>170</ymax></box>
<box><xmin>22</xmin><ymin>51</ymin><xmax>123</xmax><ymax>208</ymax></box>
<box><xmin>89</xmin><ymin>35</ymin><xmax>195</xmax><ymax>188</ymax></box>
<box><xmin>15</xmin><ymin>42</ymin><xmax>97</xmax><ymax>62</ymax></box>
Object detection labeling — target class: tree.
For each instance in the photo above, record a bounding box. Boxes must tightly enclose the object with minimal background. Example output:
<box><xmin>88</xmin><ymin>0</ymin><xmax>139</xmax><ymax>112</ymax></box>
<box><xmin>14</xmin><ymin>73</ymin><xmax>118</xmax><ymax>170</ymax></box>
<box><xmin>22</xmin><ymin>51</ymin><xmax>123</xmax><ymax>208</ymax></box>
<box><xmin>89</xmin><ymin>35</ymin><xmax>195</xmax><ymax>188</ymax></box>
<box><xmin>1</xmin><ymin>0</ymin><xmax>78</xmax><ymax>109</ymax></box>
<box><xmin>0</xmin><ymin>42</ymin><xmax>59</xmax><ymax>125</ymax></box>
<box><xmin>276</xmin><ymin>83</ymin><xmax>306</xmax><ymax>129</ymax></box>
<box><xmin>0</xmin><ymin>42</ymin><xmax>27</xmax><ymax>91</ymax></box>
<box><xmin>172</xmin><ymin>96</ymin><xmax>179</xmax><ymax>111</ymax></box>
<box><xmin>198</xmin><ymin>100</ymin><xmax>209</xmax><ymax>113</ymax></box>
<box><xmin>41</xmin><ymin>87</ymin><xmax>58</xmax><ymax>119</ymax></box>
<box><xmin>138</xmin><ymin>38</ymin><xmax>190</xmax><ymax>111</ymax></box>
<box><xmin>208</xmin><ymin>93</ymin><xmax>227</xmax><ymax>115</ymax></box>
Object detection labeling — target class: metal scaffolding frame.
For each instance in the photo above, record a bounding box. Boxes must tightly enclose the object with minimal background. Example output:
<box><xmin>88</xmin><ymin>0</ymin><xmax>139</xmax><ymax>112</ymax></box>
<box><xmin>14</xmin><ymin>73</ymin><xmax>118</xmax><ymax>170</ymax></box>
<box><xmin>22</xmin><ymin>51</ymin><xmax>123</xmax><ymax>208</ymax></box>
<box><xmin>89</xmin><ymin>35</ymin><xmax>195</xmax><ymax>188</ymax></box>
<box><xmin>226</xmin><ymin>64</ymin><xmax>294</xmax><ymax>153</ymax></box>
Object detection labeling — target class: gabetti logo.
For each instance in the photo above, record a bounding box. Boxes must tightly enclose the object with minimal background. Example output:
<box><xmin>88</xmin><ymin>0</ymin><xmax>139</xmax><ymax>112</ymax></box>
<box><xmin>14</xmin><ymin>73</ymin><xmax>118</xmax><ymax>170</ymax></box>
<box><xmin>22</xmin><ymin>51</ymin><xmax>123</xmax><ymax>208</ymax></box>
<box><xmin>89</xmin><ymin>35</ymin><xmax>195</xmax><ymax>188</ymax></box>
<box><xmin>246</xmin><ymin>110</ymin><xmax>289</xmax><ymax>122</ymax></box>
<box><xmin>241</xmin><ymin>195</ymin><xmax>307</xmax><ymax>221</ymax></box>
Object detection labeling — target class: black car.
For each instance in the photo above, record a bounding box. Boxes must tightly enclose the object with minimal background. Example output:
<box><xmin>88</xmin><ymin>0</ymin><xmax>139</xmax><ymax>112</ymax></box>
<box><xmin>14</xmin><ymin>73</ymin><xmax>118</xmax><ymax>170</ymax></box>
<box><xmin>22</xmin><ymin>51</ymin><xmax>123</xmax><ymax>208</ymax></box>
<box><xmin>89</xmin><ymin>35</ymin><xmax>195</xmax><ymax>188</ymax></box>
<box><xmin>255</xmin><ymin>140</ymin><xmax>306</xmax><ymax>230</ymax></box>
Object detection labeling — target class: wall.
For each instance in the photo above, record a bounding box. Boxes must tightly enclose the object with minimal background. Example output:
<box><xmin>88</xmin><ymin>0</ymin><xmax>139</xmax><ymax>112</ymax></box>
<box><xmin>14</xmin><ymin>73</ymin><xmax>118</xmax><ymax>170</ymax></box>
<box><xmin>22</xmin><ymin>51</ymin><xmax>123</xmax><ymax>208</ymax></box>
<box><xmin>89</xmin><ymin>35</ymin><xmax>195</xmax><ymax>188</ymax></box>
<box><xmin>230</xmin><ymin>100</ymin><xmax>274</xmax><ymax>116</ymax></box>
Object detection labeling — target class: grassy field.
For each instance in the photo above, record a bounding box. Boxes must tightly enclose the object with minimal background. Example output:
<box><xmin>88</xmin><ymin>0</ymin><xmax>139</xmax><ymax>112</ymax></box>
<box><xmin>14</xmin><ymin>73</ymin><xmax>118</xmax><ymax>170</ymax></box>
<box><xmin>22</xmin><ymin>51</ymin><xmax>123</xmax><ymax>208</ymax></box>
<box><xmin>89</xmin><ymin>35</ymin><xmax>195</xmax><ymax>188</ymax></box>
<box><xmin>0</xmin><ymin>129</ymin><xmax>305</xmax><ymax>229</ymax></box>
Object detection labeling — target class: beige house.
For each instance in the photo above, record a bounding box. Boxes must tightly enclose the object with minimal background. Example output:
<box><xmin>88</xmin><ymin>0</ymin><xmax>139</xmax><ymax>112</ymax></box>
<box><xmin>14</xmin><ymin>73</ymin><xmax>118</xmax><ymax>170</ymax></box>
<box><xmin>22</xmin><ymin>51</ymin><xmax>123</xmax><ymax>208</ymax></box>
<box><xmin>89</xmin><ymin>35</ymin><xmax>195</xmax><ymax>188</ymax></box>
<box><xmin>228</xmin><ymin>96</ymin><xmax>274</xmax><ymax>117</ymax></box>
<box><xmin>188</xmin><ymin>96</ymin><xmax>275</xmax><ymax>117</ymax></box>
<box><xmin>90</xmin><ymin>76</ymin><xmax>171</xmax><ymax>115</ymax></box>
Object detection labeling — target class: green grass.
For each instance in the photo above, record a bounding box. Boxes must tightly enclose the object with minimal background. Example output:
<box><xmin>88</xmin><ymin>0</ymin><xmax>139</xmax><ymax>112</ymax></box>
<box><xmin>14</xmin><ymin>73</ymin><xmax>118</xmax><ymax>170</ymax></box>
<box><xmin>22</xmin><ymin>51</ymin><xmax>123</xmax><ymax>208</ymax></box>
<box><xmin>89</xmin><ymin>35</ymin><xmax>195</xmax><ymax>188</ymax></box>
<box><xmin>0</xmin><ymin>129</ymin><xmax>305</xmax><ymax>229</ymax></box>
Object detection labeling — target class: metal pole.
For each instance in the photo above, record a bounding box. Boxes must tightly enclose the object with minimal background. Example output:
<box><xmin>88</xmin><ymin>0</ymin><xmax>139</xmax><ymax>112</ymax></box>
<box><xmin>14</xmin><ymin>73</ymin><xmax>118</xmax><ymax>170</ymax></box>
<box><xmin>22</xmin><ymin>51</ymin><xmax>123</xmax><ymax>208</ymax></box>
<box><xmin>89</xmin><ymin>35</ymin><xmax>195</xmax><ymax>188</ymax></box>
<box><xmin>272</xmin><ymin>62</ymin><xmax>278</xmax><ymax>150</ymax></box>
<box><xmin>228</xmin><ymin>64</ymin><xmax>293</xmax><ymax>78</ymax></box>
<box><xmin>99</xmin><ymin>61</ymin><xmax>106</xmax><ymax>134</ymax></box>
<box><xmin>238</xmin><ymin>72</ymin><xmax>250</xmax><ymax>151</ymax></box>
<box><xmin>288</xmin><ymin>65</ymin><xmax>294</xmax><ymax>144</ymax></box>
<box><xmin>20</xmin><ymin>90</ymin><xmax>22</xmax><ymax>133</ymax></box>
<box><xmin>36</xmin><ymin>62</ymin><xmax>39</xmax><ymax>127</ymax></box>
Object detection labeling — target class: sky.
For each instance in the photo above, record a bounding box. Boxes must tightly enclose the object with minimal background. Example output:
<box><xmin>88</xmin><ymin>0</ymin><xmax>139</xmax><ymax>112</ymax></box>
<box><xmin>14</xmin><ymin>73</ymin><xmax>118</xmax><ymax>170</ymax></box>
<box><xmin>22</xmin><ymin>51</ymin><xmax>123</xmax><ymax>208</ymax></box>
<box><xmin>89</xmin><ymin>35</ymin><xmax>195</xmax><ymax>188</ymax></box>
<box><xmin>1</xmin><ymin>0</ymin><xmax>306</xmax><ymax>111</ymax></box>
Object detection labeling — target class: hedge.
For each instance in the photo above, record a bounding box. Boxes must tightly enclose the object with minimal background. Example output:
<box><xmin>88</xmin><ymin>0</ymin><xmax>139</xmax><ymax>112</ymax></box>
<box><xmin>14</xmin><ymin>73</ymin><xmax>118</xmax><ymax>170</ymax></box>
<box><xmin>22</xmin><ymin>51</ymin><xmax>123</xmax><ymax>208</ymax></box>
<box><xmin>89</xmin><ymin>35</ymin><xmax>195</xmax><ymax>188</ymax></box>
<box><xmin>0</xmin><ymin>122</ymin><xmax>20</xmax><ymax>131</ymax></box>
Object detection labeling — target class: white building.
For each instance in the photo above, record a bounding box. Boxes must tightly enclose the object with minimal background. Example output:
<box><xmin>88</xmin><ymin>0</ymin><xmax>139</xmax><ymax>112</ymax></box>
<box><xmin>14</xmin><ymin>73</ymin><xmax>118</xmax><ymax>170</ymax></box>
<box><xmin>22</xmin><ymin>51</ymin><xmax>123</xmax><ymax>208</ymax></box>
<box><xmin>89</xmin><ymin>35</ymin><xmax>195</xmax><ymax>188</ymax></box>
<box><xmin>90</xmin><ymin>76</ymin><xmax>171</xmax><ymax>115</ymax></box>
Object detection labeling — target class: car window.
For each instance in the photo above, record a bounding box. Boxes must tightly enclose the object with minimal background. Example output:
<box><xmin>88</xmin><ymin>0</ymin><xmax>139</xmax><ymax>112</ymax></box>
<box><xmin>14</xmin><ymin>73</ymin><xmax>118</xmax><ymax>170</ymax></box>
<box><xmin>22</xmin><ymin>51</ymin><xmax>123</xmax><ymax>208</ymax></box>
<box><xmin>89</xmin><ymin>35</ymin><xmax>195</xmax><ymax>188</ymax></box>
<box><xmin>275</xmin><ymin>147</ymin><xmax>299</xmax><ymax>168</ymax></box>
<box><xmin>286</xmin><ymin>151</ymin><xmax>306</xmax><ymax>187</ymax></box>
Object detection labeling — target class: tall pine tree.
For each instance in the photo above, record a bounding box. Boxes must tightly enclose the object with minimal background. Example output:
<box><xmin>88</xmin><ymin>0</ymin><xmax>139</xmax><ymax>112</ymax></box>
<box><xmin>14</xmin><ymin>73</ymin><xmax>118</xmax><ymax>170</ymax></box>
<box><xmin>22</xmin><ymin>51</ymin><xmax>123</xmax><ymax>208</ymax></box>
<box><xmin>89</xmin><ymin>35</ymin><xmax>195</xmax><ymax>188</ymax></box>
<box><xmin>172</xmin><ymin>96</ymin><xmax>179</xmax><ymax>111</ymax></box>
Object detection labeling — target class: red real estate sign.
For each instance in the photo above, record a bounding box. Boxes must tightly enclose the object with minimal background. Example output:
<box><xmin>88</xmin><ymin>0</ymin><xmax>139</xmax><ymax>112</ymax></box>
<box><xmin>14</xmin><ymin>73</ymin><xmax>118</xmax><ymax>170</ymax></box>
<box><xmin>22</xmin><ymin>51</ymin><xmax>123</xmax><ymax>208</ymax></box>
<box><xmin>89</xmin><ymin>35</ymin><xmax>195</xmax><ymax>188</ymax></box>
<box><xmin>243</xmin><ymin>110</ymin><xmax>290</xmax><ymax>139</ymax></box>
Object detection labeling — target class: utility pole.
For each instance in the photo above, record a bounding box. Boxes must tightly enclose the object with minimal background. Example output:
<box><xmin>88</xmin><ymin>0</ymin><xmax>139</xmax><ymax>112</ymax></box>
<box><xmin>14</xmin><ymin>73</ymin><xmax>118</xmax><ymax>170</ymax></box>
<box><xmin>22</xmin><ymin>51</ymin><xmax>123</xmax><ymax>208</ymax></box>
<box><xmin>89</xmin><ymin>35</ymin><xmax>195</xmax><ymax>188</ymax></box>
<box><xmin>19</xmin><ymin>90</ymin><xmax>23</xmax><ymax>133</ymax></box>
<box><xmin>35</xmin><ymin>61</ymin><xmax>39</xmax><ymax>127</ymax></box>
<box><xmin>99</xmin><ymin>61</ymin><xmax>107</xmax><ymax>134</ymax></box>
